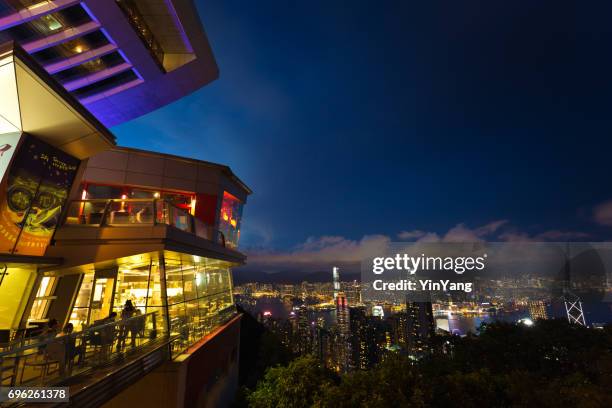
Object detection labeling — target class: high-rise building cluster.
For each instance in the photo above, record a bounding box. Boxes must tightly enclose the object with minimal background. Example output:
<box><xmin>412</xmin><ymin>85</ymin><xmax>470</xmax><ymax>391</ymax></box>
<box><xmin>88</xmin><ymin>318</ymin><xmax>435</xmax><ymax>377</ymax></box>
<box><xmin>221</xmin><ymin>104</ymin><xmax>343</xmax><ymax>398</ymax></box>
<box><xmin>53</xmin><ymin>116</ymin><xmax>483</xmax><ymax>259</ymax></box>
<box><xmin>250</xmin><ymin>268</ymin><xmax>438</xmax><ymax>372</ymax></box>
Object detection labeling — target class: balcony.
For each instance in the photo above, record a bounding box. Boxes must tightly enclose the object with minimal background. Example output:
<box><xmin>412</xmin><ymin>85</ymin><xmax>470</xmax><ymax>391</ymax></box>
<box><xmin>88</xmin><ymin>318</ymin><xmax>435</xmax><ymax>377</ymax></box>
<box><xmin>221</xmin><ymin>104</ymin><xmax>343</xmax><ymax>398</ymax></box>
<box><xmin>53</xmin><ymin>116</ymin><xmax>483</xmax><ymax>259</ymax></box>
<box><xmin>48</xmin><ymin>198</ymin><xmax>245</xmax><ymax>268</ymax></box>
<box><xmin>0</xmin><ymin>306</ymin><xmax>239</xmax><ymax>405</ymax></box>
<box><xmin>62</xmin><ymin>198</ymin><xmax>226</xmax><ymax>245</ymax></box>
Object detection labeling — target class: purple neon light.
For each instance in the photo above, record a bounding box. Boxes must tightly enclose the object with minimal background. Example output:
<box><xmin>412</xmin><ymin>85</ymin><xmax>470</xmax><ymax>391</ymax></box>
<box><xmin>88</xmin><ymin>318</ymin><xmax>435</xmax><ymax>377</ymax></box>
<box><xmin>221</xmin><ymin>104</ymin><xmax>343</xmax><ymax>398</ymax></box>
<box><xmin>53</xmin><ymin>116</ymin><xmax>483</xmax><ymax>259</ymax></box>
<box><xmin>0</xmin><ymin>0</ymin><xmax>79</xmax><ymax>30</ymax></box>
<box><xmin>62</xmin><ymin>61</ymin><xmax>132</xmax><ymax>91</ymax></box>
<box><xmin>22</xmin><ymin>20</ymin><xmax>100</xmax><ymax>53</ymax></box>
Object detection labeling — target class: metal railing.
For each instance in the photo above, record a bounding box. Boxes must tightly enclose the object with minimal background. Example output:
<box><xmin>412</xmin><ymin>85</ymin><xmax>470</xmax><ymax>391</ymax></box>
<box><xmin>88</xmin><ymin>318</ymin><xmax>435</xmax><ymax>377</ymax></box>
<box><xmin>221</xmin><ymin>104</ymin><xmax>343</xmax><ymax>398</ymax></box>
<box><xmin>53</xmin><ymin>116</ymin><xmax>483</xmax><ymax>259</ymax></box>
<box><xmin>0</xmin><ymin>307</ymin><xmax>240</xmax><ymax>389</ymax></box>
<box><xmin>62</xmin><ymin>199</ymin><xmax>226</xmax><ymax>247</ymax></box>
<box><xmin>0</xmin><ymin>312</ymin><xmax>161</xmax><ymax>388</ymax></box>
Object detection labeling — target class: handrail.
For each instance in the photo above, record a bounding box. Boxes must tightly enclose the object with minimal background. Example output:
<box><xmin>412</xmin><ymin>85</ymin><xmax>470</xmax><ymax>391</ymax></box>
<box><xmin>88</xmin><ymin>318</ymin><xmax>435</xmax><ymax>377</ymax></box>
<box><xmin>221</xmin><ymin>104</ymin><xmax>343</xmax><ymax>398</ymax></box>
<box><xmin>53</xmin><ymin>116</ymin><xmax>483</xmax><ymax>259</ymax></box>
<box><xmin>0</xmin><ymin>305</ymin><xmax>240</xmax><ymax>389</ymax></box>
<box><xmin>62</xmin><ymin>198</ymin><xmax>227</xmax><ymax>247</ymax></box>
<box><xmin>0</xmin><ymin>311</ymin><xmax>159</xmax><ymax>357</ymax></box>
<box><xmin>0</xmin><ymin>312</ymin><xmax>163</xmax><ymax>388</ymax></box>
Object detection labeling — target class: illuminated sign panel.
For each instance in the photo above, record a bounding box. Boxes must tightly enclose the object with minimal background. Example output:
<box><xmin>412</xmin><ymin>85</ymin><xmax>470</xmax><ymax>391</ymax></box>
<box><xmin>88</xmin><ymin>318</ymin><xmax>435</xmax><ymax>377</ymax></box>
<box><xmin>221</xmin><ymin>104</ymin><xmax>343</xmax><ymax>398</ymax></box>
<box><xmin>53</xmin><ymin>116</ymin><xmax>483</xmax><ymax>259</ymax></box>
<box><xmin>0</xmin><ymin>135</ymin><xmax>79</xmax><ymax>255</ymax></box>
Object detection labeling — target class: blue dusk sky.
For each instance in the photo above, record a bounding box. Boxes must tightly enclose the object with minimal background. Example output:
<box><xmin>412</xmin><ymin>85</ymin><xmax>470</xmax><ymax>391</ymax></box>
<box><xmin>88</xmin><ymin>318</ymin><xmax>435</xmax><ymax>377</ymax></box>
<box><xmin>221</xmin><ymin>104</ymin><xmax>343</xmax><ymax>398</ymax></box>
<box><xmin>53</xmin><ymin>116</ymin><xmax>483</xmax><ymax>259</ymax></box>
<box><xmin>113</xmin><ymin>1</ymin><xmax>612</xmax><ymax>271</ymax></box>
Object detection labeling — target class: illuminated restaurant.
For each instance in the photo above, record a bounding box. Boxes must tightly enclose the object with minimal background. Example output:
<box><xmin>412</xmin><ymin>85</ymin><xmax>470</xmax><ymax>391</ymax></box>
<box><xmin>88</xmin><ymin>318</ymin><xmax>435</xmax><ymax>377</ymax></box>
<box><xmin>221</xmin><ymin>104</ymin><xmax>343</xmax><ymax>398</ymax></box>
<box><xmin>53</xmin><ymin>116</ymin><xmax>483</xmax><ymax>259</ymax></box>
<box><xmin>0</xmin><ymin>42</ymin><xmax>250</xmax><ymax>407</ymax></box>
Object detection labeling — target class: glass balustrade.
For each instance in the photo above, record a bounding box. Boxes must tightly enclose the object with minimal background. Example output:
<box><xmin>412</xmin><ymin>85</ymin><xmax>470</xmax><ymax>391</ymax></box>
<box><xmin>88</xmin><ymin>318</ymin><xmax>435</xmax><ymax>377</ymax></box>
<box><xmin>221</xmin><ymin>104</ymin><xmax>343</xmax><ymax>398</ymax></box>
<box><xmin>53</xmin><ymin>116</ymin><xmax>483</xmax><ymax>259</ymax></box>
<box><xmin>62</xmin><ymin>199</ymin><xmax>227</xmax><ymax>247</ymax></box>
<box><xmin>0</xmin><ymin>312</ymin><xmax>161</xmax><ymax>387</ymax></box>
<box><xmin>0</xmin><ymin>305</ymin><xmax>239</xmax><ymax>387</ymax></box>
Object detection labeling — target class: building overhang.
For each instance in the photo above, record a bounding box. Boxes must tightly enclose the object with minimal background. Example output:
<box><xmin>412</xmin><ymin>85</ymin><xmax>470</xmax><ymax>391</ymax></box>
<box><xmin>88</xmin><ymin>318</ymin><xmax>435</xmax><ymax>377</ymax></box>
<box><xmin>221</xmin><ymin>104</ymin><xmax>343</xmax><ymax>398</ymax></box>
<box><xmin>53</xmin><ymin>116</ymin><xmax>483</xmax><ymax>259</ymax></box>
<box><xmin>45</xmin><ymin>223</ymin><xmax>246</xmax><ymax>271</ymax></box>
<box><xmin>0</xmin><ymin>41</ymin><xmax>115</xmax><ymax>159</ymax></box>
<box><xmin>0</xmin><ymin>253</ymin><xmax>62</xmax><ymax>269</ymax></box>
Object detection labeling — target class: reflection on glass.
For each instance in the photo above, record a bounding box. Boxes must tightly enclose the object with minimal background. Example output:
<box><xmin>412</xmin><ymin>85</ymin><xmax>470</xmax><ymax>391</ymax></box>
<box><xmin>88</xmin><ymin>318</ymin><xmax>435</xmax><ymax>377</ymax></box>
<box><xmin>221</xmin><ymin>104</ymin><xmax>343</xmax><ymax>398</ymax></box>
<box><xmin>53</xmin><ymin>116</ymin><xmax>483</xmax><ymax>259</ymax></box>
<box><xmin>113</xmin><ymin>263</ymin><xmax>150</xmax><ymax>314</ymax></box>
<box><xmin>88</xmin><ymin>277</ymin><xmax>115</xmax><ymax>323</ymax></box>
<box><xmin>63</xmin><ymin>253</ymin><xmax>237</xmax><ymax>356</ymax></box>
<box><xmin>146</xmin><ymin>261</ymin><xmax>164</xmax><ymax>307</ymax></box>
<box><xmin>69</xmin><ymin>271</ymin><xmax>94</xmax><ymax>331</ymax></box>
<box><xmin>165</xmin><ymin>262</ymin><xmax>184</xmax><ymax>305</ymax></box>
<box><xmin>163</xmin><ymin>255</ymin><xmax>236</xmax><ymax>356</ymax></box>
<box><xmin>28</xmin><ymin>276</ymin><xmax>57</xmax><ymax>321</ymax></box>
<box><xmin>219</xmin><ymin>192</ymin><xmax>243</xmax><ymax>249</ymax></box>
<box><xmin>182</xmin><ymin>266</ymin><xmax>196</xmax><ymax>302</ymax></box>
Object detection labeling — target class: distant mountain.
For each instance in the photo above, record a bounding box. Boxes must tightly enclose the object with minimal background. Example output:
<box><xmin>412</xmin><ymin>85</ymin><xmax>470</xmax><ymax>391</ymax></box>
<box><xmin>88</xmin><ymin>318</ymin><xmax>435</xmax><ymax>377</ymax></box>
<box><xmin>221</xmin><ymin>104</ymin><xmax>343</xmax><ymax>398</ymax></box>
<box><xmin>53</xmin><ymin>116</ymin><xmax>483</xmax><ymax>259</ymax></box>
<box><xmin>232</xmin><ymin>268</ymin><xmax>360</xmax><ymax>285</ymax></box>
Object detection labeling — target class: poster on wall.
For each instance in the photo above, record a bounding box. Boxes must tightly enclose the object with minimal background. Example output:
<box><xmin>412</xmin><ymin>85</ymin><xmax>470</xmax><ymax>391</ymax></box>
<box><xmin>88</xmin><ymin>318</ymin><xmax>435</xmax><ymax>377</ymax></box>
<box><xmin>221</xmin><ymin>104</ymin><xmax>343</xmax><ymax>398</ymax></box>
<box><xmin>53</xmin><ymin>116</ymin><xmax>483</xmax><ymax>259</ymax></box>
<box><xmin>0</xmin><ymin>135</ymin><xmax>79</xmax><ymax>256</ymax></box>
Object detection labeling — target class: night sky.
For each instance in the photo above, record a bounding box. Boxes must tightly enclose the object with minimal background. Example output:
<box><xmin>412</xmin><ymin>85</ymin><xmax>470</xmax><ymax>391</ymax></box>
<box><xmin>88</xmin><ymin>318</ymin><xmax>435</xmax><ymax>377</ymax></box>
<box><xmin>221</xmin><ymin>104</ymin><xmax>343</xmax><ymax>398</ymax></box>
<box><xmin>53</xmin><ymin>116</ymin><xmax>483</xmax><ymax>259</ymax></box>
<box><xmin>113</xmin><ymin>1</ymin><xmax>612</xmax><ymax>270</ymax></box>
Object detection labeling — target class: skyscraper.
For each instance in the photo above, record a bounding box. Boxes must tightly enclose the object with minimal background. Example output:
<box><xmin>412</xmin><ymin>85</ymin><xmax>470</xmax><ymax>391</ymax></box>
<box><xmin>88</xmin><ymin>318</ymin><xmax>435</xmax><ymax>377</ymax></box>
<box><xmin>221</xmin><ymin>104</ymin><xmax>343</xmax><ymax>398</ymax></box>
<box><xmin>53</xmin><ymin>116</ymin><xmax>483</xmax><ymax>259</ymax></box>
<box><xmin>405</xmin><ymin>300</ymin><xmax>436</xmax><ymax>356</ymax></box>
<box><xmin>528</xmin><ymin>300</ymin><xmax>548</xmax><ymax>320</ymax></box>
<box><xmin>334</xmin><ymin>291</ymin><xmax>351</xmax><ymax>372</ymax></box>
<box><xmin>333</xmin><ymin>266</ymin><xmax>340</xmax><ymax>301</ymax></box>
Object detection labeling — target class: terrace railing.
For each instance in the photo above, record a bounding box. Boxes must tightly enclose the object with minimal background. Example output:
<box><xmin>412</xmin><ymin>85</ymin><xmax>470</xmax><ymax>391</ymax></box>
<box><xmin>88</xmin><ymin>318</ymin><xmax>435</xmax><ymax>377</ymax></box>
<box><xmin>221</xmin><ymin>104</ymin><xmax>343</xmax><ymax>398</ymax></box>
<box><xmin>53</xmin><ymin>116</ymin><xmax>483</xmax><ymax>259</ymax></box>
<box><xmin>0</xmin><ymin>307</ymin><xmax>240</xmax><ymax>390</ymax></box>
<box><xmin>62</xmin><ymin>199</ymin><xmax>226</xmax><ymax>247</ymax></box>
<box><xmin>0</xmin><ymin>312</ymin><xmax>162</xmax><ymax>388</ymax></box>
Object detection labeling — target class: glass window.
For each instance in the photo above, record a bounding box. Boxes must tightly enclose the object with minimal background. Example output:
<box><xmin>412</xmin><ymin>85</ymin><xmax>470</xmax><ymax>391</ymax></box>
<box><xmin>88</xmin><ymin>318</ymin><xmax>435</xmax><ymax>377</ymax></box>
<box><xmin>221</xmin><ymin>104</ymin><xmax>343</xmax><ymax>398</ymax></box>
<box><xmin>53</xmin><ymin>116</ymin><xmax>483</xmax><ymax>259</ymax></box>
<box><xmin>218</xmin><ymin>192</ymin><xmax>243</xmax><ymax>249</ymax></box>
<box><xmin>165</xmin><ymin>261</ymin><xmax>184</xmax><ymax>305</ymax></box>
<box><xmin>73</xmin><ymin>272</ymin><xmax>94</xmax><ymax>308</ymax></box>
<box><xmin>88</xmin><ymin>276</ymin><xmax>115</xmax><ymax>324</ymax></box>
<box><xmin>69</xmin><ymin>271</ymin><xmax>94</xmax><ymax>331</ymax></box>
<box><xmin>182</xmin><ymin>264</ymin><xmax>197</xmax><ymax>302</ymax></box>
<box><xmin>113</xmin><ymin>263</ymin><xmax>151</xmax><ymax>314</ymax></box>
<box><xmin>28</xmin><ymin>276</ymin><xmax>57</xmax><ymax>321</ymax></box>
<box><xmin>146</xmin><ymin>262</ymin><xmax>164</xmax><ymax>307</ymax></box>
<box><xmin>162</xmin><ymin>192</ymin><xmax>192</xmax><ymax>208</ymax></box>
<box><xmin>168</xmin><ymin>303</ymin><xmax>186</xmax><ymax>332</ymax></box>
<box><xmin>83</xmin><ymin>184</ymin><xmax>123</xmax><ymax>200</ymax></box>
<box><xmin>130</xmin><ymin>189</ymin><xmax>157</xmax><ymax>199</ymax></box>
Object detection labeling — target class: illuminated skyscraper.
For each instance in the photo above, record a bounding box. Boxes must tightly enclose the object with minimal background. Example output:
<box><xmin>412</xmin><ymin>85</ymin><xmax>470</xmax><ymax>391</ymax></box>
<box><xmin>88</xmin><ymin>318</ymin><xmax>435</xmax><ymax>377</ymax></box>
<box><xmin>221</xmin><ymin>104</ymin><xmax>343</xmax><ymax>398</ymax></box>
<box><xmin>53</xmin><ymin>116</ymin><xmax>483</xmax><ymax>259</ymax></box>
<box><xmin>334</xmin><ymin>291</ymin><xmax>351</xmax><ymax>372</ymax></box>
<box><xmin>333</xmin><ymin>266</ymin><xmax>340</xmax><ymax>301</ymax></box>
<box><xmin>406</xmin><ymin>301</ymin><xmax>435</xmax><ymax>355</ymax></box>
<box><xmin>528</xmin><ymin>300</ymin><xmax>548</xmax><ymax>320</ymax></box>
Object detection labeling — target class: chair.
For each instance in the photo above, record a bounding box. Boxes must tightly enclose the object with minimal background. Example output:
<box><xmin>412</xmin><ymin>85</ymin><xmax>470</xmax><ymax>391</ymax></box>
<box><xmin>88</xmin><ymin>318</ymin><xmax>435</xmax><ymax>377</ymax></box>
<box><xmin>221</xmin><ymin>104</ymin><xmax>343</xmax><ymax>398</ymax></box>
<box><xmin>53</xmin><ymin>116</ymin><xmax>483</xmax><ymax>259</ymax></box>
<box><xmin>46</xmin><ymin>340</ymin><xmax>66</xmax><ymax>377</ymax></box>
<box><xmin>19</xmin><ymin>352</ymin><xmax>59</xmax><ymax>385</ymax></box>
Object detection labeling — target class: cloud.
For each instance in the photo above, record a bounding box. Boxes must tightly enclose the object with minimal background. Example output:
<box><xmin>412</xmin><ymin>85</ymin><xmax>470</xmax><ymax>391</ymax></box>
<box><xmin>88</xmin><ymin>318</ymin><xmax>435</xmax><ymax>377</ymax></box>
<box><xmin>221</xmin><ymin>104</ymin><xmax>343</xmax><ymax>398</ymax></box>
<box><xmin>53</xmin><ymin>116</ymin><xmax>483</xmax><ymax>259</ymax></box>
<box><xmin>246</xmin><ymin>234</ymin><xmax>390</xmax><ymax>272</ymax></box>
<box><xmin>397</xmin><ymin>230</ymin><xmax>426</xmax><ymax>240</ymax></box>
<box><xmin>474</xmin><ymin>220</ymin><xmax>509</xmax><ymax>236</ymax></box>
<box><xmin>408</xmin><ymin>220</ymin><xmax>508</xmax><ymax>243</ymax></box>
<box><xmin>242</xmin><ymin>219</ymin><xmax>591</xmax><ymax>273</ymax></box>
<box><xmin>498</xmin><ymin>230</ymin><xmax>590</xmax><ymax>242</ymax></box>
<box><xmin>594</xmin><ymin>200</ymin><xmax>612</xmax><ymax>226</ymax></box>
<box><xmin>534</xmin><ymin>230</ymin><xmax>590</xmax><ymax>241</ymax></box>
<box><xmin>397</xmin><ymin>220</ymin><xmax>508</xmax><ymax>243</ymax></box>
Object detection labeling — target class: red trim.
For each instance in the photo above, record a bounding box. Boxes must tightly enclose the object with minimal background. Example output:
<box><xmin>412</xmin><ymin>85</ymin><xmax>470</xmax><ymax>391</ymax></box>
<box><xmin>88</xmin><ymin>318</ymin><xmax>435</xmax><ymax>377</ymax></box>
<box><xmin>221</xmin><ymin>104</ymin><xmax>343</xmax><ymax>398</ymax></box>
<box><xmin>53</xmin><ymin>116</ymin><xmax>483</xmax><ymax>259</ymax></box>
<box><xmin>195</xmin><ymin>193</ymin><xmax>217</xmax><ymax>225</ymax></box>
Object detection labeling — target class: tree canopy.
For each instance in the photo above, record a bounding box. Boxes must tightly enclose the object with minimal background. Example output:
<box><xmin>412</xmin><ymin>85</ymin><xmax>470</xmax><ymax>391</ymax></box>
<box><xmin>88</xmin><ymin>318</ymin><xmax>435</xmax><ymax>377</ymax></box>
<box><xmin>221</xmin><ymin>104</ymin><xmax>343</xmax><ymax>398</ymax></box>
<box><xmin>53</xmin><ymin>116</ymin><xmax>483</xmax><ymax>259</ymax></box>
<box><xmin>245</xmin><ymin>320</ymin><xmax>612</xmax><ymax>408</ymax></box>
